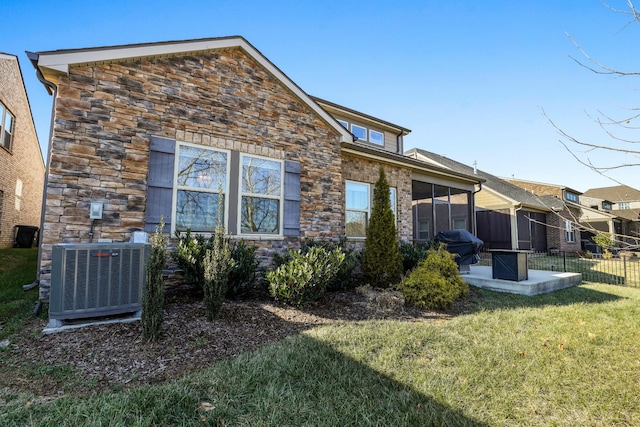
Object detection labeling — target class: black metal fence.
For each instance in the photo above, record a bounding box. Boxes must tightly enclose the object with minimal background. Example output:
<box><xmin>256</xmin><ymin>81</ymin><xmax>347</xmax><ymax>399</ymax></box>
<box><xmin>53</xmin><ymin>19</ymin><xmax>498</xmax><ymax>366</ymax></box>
<box><xmin>478</xmin><ymin>250</ymin><xmax>640</xmax><ymax>287</ymax></box>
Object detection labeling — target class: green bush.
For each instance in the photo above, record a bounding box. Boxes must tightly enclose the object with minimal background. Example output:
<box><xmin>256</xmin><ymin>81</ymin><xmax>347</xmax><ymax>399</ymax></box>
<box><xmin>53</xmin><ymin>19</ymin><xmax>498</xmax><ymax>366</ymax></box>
<box><xmin>227</xmin><ymin>240</ymin><xmax>260</xmax><ymax>298</ymax></box>
<box><xmin>399</xmin><ymin>244</ymin><xmax>469</xmax><ymax>310</ymax></box>
<box><xmin>266</xmin><ymin>246</ymin><xmax>346</xmax><ymax>307</ymax></box>
<box><xmin>399</xmin><ymin>240</ymin><xmax>437</xmax><ymax>273</ymax></box>
<box><xmin>202</xmin><ymin>226</ymin><xmax>236</xmax><ymax>321</ymax></box>
<box><xmin>361</xmin><ymin>167</ymin><xmax>403</xmax><ymax>288</ymax></box>
<box><xmin>172</xmin><ymin>230</ymin><xmax>259</xmax><ymax>298</ymax></box>
<box><xmin>142</xmin><ymin>222</ymin><xmax>168</xmax><ymax>342</ymax></box>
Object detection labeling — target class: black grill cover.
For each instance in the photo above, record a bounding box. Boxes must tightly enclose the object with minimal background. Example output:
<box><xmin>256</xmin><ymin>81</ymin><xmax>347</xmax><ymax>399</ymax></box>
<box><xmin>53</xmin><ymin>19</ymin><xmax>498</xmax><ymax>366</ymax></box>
<box><xmin>435</xmin><ymin>230</ymin><xmax>483</xmax><ymax>265</ymax></box>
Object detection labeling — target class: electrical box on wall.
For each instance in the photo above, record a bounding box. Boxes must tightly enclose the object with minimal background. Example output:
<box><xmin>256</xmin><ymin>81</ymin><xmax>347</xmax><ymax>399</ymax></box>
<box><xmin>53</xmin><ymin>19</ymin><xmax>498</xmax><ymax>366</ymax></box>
<box><xmin>90</xmin><ymin>202</ymin><xmax>103</xmax><ymax>219</ymax></box>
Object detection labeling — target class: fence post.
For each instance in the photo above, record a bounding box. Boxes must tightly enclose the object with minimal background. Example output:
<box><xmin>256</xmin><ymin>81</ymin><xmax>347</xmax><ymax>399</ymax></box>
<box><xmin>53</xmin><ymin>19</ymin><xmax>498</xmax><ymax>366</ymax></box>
<box><xmin>563</xmin><ymin>251</ymin><xmax>566</xmax><ymax>272</ymax></box>
<box><xmin>623</xmin><ymin>256</ymin><xmax>627</xmax><ymax>286</ymax></box>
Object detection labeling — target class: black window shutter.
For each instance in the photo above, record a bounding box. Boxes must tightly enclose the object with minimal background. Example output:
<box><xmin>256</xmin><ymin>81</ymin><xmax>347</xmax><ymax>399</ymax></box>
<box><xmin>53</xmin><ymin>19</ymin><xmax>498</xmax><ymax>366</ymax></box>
<box><xmin>283</xmin><ymin>160</ymin><xmax>301</xmax><ymax>236</ymax></box>
<box><xmin>145</xmin><ymin>136</ymin><xmax>176</xmax><ymax>233</ymax></box>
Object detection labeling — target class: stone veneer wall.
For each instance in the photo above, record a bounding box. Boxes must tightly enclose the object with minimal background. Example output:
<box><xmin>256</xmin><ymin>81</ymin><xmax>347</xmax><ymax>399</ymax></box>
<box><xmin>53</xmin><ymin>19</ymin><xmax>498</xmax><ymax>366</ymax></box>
<box><xmin>0</xmin><ymin>56</ymin><xmax>45</xmax><ymax>248</ymax></box>
<box><xmin>341</xmin><ymin>154</ymin><xmax>413</xmax><ymax>244</ymax></box>
<box><xmin>38</xmin><ymin>48</ymin><xmax>344</xmax><ymax>300</ymax></box>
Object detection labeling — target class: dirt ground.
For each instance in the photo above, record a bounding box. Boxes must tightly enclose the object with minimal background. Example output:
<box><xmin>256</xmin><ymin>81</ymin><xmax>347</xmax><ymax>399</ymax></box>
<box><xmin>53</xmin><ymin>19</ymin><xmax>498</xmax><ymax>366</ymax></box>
<box><xmin>2</xmin><ymin>285</ymin><xmax>479</xmax><ymax>398</ymax></box>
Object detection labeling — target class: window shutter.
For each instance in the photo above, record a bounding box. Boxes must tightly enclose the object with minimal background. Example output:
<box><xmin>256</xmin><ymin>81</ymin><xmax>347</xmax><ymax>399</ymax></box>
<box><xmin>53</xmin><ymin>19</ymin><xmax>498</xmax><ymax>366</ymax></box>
<box><xmin>145</xmin><ymin>136</ymin><xmax>176</xmax><ymax>233</ymax></box>
<box><xmin>283</xmin><ymin>160</ymin><xmax>301</xmax><ymax>236</ymax></box>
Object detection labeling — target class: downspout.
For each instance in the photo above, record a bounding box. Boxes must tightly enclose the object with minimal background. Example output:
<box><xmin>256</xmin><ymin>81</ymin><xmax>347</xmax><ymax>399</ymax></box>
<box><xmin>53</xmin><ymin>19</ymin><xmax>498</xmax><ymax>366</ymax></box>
<box><xmin>26</xmin><ymin>51</ymin><xmax>57</xmax><ymax>301</ymax></box>
<box><xmin>396</xmin><ymin>129</ymin><xmax>403</xmax><ymax>154</ymax></box>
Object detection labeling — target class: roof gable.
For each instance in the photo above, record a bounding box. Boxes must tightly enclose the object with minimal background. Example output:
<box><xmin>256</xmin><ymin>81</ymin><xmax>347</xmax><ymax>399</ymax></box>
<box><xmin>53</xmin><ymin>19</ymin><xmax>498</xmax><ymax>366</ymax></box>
<box><xmin>583</xmin><ymin>185</ymin><xmax>640</xmax><ymax>202</ymax></box>
<box><xmin>28</xmin><ymin>36</ymin><xmax>352</xmax><ymax>143</ymax></box>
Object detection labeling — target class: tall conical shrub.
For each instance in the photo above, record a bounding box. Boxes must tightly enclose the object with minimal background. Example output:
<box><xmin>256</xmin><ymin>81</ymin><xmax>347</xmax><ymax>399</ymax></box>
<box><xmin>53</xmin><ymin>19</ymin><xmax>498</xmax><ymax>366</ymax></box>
<box><xmin>142</xmin><ymin>220</ymin><xmax>167</xmax><ymax>342</ymax></box>
<box><xmin>361</xmin><ymin>167</ymin><xmax>403</xmax><ymax>288</ymax></box>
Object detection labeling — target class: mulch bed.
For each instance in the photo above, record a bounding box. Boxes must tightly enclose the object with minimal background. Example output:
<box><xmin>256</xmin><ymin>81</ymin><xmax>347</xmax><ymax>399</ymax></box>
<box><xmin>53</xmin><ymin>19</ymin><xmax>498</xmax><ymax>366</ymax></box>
<box><xmin>2</xmin><ymin>286</ymin><xmax>479</xmax><ymax>398</ymax></box>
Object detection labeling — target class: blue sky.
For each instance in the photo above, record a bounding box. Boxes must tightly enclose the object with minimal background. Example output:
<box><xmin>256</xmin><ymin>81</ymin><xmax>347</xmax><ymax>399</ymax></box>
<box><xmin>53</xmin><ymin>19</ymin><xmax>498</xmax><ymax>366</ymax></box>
<box><xmin>3</xmin><ymin>0</ymin><xmax>639</xmax><ymax>191</ymax></box>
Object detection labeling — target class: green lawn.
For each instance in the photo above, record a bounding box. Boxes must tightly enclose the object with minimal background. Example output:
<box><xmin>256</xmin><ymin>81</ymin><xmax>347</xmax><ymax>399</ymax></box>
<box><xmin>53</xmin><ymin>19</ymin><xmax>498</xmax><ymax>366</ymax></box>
<box><xmin>2</xmin><ymin>248</ymin><xmax>639</xmax><ymax>426</ymax></box>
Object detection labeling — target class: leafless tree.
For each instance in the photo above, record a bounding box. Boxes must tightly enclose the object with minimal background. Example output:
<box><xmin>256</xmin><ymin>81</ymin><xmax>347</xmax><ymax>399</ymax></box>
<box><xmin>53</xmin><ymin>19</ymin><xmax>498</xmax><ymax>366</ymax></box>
<box><xmin>545</xmin><ymin>1</ymin><xmax>640</xmax><ymax>185</ymax></box>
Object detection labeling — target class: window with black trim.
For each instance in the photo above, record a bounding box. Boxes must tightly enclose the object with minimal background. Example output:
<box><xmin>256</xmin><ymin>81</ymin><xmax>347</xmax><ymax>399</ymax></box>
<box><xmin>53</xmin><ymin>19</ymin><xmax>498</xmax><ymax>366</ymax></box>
<box><xmin>0</xmin><ymin>102</ymin><xmax>15</xmax><ymax>151</ymax></box>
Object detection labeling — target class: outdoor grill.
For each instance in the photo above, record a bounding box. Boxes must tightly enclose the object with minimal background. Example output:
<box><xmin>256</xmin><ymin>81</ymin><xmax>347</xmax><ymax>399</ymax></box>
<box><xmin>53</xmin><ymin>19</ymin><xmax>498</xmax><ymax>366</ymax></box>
<box><xmin>435</xmin><ymin>230</ymin><xmax>484</xmax><ymax>274</ymax></box>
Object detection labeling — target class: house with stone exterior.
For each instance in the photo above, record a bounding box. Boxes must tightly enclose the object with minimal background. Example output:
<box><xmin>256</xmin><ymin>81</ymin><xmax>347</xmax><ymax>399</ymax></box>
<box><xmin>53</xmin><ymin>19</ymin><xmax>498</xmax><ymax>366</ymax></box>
<box><xmin>28</xmin><ymin>36</ymin><xmax>482</xmax><ymax>301</ymax></box>
<box><xmin>0</xmin><ymin>53</ymin><xmax>45</xmax><ymax>249</ymax></box>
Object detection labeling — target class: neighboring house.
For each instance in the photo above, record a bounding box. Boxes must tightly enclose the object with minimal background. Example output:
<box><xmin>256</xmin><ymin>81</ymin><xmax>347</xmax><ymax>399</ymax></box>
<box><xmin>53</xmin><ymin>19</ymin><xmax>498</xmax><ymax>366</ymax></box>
<box><xmin>580</xmin><ymin>193</ymin><xmax>640</xmax><ymax>248</ymax></box>
<box><xmin>0</xmin><ymin>53</ymin><xmax>45</xmax><ymax>248</ymax></box>
<box><xmin>583</xmin><ymin>185</ymin><xmax>640</xmax><ymax>211</ymax></box>
<box><xmin>505</xmin><ymin>179</ymin><xmax>584</xmax><ymax>254</ymax></box>
<box><xmin>407</xmin><ymin>149</ymin><xmax>577</xmax><ymax>252</ymax></box>
<box><xmin>28</xmin><ymin>36</ymin><xmax>482</xmax><ymax>301</ymax></box>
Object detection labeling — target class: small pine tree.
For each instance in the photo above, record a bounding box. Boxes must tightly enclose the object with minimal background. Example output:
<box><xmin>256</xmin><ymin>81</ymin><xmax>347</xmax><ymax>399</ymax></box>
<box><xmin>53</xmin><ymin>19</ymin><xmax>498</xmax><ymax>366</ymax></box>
<box><xmin>203</xmin><ymin>224</ymin><xmax>236</xmax><ymax>321</ymax></box>
<box><xmin>142</xmin><ymin>220</ymin><xmax>168</xmax><ymax>342</ymax></box>
<box><xmin>361</xmin><ymin>167</ymin><xmax>403</xmax><ymax>288</ymax></box>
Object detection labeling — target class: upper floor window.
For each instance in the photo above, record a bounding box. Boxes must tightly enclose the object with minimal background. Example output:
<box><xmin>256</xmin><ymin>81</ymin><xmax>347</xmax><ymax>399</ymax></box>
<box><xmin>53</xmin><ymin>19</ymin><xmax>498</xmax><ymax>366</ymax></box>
<box><xmin>337</xmin><ymin>120</ymin><xmax>348</xmax><ymax>129</ymax></box>
<box><xmin>0</xmin><ymin>102</ymin><xmax>15</xmax><ymax>151</ymax></box>
<box><xmin>602</xmin><ymin>202</ymin><xmax>612</xmax><ymax>210</ymax></box>
<box><xmin>565</xmin><ymin>191</ymin><xmax>579</xmax><ymax>203</ymax></box>
<box><xmin>240</xmin><ymin>155</ymin><xmax>283</xmax><ymax>235</ymax></box>
<box><xmin>369</xmin><ymin>130</ymin><xmax>384</xmax><ymax>145</ymax></box>
<box><xmin>618</xmin><ymin>202</ymin><xmax>630</xmax><ymax>210</ymax></box>
<box><xmin>175</xmin><ymin>144</ymin><xmax>228</xmax><ymax>232</ymax></box>
<box><xmin>351</xmin><ymin>124</ymin><xmax>367</xmax><ymax>141</ymax></box>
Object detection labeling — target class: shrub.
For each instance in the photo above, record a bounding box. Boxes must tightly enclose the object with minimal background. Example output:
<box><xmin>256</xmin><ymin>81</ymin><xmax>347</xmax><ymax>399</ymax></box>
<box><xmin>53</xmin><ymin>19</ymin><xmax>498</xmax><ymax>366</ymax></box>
<box><xmin>399</xmin><ymin>240</ymin><xmax>436</xmax><ymax>273</ymax></box>
<box><xmin>202</xmin><ymin>226</ymin><xmax>236</xmax><ymax>321</ymax></box>
<box><xmin>398</xmin><ymin>244</ymin><xmax>469</xmax><ymax>310</ymax></box>
<box><xmin>266</xmin><ymin>246</ymin><xmax>346</xmax><ymax>307</ymax></box>
<box><xmin>361</xmin><ymin>167</ymin><xmax>403</xmax><ymax>288</ymax></box>
<box><xmin>227</xmin><ymin>240</ymin><xmax>260</xmax><ymax>298</ymax></box>
<box><xmin>142</xmin><ymin>221</ymin><xmax>168</xmax><ymax>342</ymax></box>
<box><xmin>271</xmin><ymin>238</ymin><xmax>359</xmax><ymax>291</ymax></box>
<box><xmin>172</xmin><ymin>230</ymin><xmax>259</xmax><ymax>298</ymax></box>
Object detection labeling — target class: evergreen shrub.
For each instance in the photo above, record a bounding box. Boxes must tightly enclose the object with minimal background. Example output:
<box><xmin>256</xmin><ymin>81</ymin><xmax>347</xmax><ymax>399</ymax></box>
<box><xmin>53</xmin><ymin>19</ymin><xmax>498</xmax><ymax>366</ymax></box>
<box><xmin>399</xmin><ymin>244</ymin><xmax>469</xmax><ymax>310</ymax></box>
<box><xmin>361</xmin><ymin>167</ymin><xmax>403</xmax><ymax>288</ymax></box>
<box><xmin>142</xmin><ymin>222</ymin><xmax>168</xmax><ymax>342</ymax></box>
<box><xmin>202</xmin><ymin>226</ymin><xmax>236</xmax><ymax>321</ymax></box>
<box><xmin>266</xmin><ymin>246</ymin><xmax>346</xmax><ymax>307</ymax></box>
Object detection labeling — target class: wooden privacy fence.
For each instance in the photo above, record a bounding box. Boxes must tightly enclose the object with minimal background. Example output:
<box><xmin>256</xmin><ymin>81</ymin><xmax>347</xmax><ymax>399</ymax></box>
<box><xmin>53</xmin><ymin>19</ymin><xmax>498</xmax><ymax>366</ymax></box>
<box><xmin>478</xmin><ymin>250</ymin><xmax>640</xmax><ymax>287</ymax></box>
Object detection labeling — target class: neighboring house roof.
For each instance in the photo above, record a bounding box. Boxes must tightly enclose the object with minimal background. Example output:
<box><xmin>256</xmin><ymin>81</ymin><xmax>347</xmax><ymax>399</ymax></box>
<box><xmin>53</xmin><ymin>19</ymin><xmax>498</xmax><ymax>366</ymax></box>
<box><xmin>406</xmin><ymin>148</ymin><xmax>550</xmax><ymax>211</ymax></box>
<box><xmin>583</xmin><ymin>185</ymin><xmax>640</xmax><ymax>202</ymax></box>
<box><xmin>611</xmin><ymin>208</ymin><xmax>640</xmax><ymax>221</ymax></box>
<box><xmin>27</xmin><ymin>36</ymin><xmax>353</xmax><ymax>144</ymax></box>
<box><xmin>504</xmin><ymin>178</ymin><xmax>582</xmax><ymax>197</ymax></box>
<box><xmin>348</xmin><ymin>143</ymin><xmax>482</xmax><ymax>186</ymax></box>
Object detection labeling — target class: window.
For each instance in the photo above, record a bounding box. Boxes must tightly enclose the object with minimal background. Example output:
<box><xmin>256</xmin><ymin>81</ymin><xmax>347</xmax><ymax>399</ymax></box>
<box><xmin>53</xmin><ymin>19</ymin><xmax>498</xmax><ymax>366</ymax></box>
<box><xmin>602</xmin><ymin>202</ymin><xmax>612</xmax><ymax>210</ymax></box>
<box><xmin>564</xmin><ymin>219</ymin><xmax>576</xmax><ymax>243</ymax></box>
<box><xmin>0</xmin><ymin>102</ymin><xmax>15</xmax><ymax>151</ymax></box>
<box><xmin>565</xmin><ymin>191</ymin><xmax>579</xmax><ymax>203</ymax></box>
<box><xmin>369</xmin><ymin>130</ymin><xmax>384</xmax><ymax>145</ymax></box>
<box><xmin>351</xmin><ymin>124</ymin><xmax>366</xmax><ymax>141</ymax></box>
<box><xmin>418</xmin><ymin>221</ymin><xmax>430</xmax><ymax>240</ymax></box>
<box><xmin>345</xmin><ymin>181</ymin><xmax>397</xmax><ymax>237</ymax></box>
<box><xmin>453</xmin><ymin>218</ymin><xmax>467</xmax><ymax>230</ymax></box>
<box><xmin>346</xmin><ymin>181</ymin><xmax>369</xmax><ymax>237</ymax></box>
<box><xmin>337</xmin><ymin>120</ymin><xmax>348</xmax><ymax>129</ymax></box>
<box><xmin>174</xmin><ymin>144</ymin><xmax>228</xmax><ymax>232</ymax></box>
<box><xmin>240</xmin><ymin>155</ymin><xmax>283</xmax><ymax>235</ymax></box>
<box><xmin>618</xmin><ymin>202</ymin><xmax>630</xmax><ymax>210</ymax></box>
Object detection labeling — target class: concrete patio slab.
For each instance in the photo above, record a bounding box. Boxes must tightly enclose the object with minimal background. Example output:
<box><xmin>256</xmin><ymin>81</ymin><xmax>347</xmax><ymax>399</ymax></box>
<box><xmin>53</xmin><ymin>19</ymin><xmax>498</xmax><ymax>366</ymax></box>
<box><xmin>463</xmin><ymin>265</ymin><xmax>582</xmax><ymax>296</ymax></box>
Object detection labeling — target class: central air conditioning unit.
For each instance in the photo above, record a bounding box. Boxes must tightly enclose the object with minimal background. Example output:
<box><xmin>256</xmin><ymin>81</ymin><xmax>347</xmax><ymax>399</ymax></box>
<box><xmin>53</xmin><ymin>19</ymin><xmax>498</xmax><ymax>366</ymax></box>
<box><xmin>47</xmin><ymin>243</ymin><xmax>149</xmax><ymax>331</ymax></box>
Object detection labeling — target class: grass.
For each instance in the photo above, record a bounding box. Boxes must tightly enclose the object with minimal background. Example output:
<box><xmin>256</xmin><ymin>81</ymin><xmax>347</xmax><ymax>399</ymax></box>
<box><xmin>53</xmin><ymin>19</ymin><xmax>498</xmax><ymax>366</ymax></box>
<box><xmin>0</xmin><ymin>248</ymin><xmax>40</xmax><ymax>340</ymax></box>
<box><xmin>1</xmin><ymin>248</ymin><xmax>640</xmax><ymax>426</ymax></box>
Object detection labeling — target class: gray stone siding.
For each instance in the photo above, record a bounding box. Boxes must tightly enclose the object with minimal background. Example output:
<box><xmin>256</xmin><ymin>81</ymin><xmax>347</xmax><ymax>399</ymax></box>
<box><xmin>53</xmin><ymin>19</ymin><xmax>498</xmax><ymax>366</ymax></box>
<box><xmin>39</xmin><ymin>48</ymin><xmax>344</xmax><ymax>299</ymax></box>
